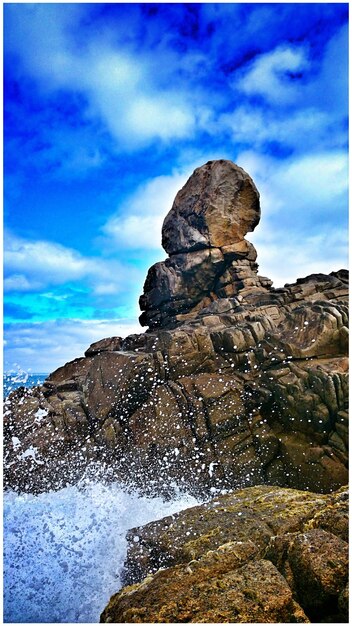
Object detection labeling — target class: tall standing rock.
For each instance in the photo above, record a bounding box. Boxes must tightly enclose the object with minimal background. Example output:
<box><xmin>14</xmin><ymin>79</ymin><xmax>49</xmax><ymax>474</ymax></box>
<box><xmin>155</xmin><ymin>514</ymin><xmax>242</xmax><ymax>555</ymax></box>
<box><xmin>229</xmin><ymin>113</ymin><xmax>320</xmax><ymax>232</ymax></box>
<box><xmin>139</xmin><ymin>160</ymin><xmax>271</xmax><ymax>329</ymax></box>
<box><xmin>162</xmin><ymin>160</ymin><xmax>260</xmax><ymax>253</ymax></box>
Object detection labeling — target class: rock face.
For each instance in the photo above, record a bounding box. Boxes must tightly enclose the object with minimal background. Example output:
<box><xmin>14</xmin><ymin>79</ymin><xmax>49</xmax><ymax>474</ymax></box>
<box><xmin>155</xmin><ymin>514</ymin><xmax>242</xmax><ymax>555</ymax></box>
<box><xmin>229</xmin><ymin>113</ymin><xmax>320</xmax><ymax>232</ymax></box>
<box><xmin>3</xmin><ymin>159</ymin><xmax>349</xmax><ymax>496</ymax></box>
<box><xmin>162</xmin><ymin>160</ymin><xmax>260</xmax><ymax>254</ymax></box>
<box><xmin>100</xmin><ymin>484</ymin><xmax>348</xmax><ymax>623</ymax></box>
<box><xmin>139</xmin><ymin>160</ymin><xmax>269</xmax><ymax>330</ymax></box>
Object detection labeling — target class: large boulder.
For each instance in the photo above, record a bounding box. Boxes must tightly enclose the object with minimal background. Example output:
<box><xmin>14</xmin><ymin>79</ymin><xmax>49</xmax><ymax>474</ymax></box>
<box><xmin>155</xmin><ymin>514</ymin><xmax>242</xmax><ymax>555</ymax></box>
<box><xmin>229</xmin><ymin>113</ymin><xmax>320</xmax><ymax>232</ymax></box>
<box><xmin>162</xmin><ymin>159</ymin><xmax>260</xmax><ymax>254</ymax></box>
<box><xmin>101</xmin><ymin>558</ymin><xmax>309</xmax><ymax>624</ymax></box>
<box><xmin>100</xmin><ymin>485</ymin><xmax>348</xmax><ymax>624</ymax></box>
<box><xmin>139</xmin><ymin>159</ymin><xmax>268</xmax><ymax>330</ymax></box>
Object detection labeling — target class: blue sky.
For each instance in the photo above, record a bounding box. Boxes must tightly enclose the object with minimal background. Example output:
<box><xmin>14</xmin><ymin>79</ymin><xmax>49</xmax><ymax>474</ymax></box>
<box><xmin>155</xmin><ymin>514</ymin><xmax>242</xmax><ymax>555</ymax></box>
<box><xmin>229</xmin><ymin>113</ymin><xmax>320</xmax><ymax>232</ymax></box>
<box><xmin>4</xmin><ymin>2</ymin><xmax>349</xmax><ymax>373</ymax></box>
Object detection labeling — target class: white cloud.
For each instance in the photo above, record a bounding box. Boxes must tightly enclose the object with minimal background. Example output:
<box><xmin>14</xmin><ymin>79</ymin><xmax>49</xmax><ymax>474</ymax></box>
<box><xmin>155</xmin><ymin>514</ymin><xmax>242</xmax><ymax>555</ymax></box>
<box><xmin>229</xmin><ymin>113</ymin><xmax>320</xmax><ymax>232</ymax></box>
<box><xmin>5</xmin><ymin>234</ymin><xmax>93</xmax><ymax>286</ymax></box>
<box><xmin>104</xmin><ymin>214</ymin><xmax>164</xmax><ymax>250</ymax></box>
<box><xmin>86</xmin><ymin>55</ymin><xmax>197</xmax><ymax>147</ymax></box>
<box><xmin>237</xmin><ymin>149</ymin><xmax>348</xmax><ymax>286</ymax></box>
<box><xmin>252</xmin><ymin>226</ymin><xmax>348</xmax><ymax>288</ymax></box>
<box><xmin>92</xmin><ymin>283</ymin><xmax>122</xmax><ymax>297</ymax></box>
<box><xmin>5</xmin><ymin>4</ymin><xmax>199</xmax><ymax>149</ymax></box>
<box><xmin>231</xmin><ymin>25</ymin><xmax>348</xmax><ymax>122</ymax></box>
<box><xmin>4</xmin><ymin>318</ymin><xmax>142</xmax><ymax>373</ymax></box>
<box><xmin>6</xmin><ymin>5</ymin><xmax>347</xmax><ymax>159</ymax></box>
<box><xmin>125</xmin><ymin>95</ymin><xmax>195</xmax><ymax>141</ymax></box>
<box><xmin>4</xmin><ymin>274</ymin><xmax>40</xmax><ymax>292</ymax></box>
<box><xmin>220</xmin><ymin>106</ymin><xmax>339</xmax><ymax>152</ymax></box>
<box><xmin>277</xmin><ymin>152</ymin><xmax>348</xmax><ymax>203</ymax></box>
<box><xmin>235</xmin><ymin>45</ymin><xmax>309</xmax><ymax>104</ymax></box>
<box><xmin>102</xmin><ymin>169</ymin><xmax>193</xmax><ymax>250</ymax></box>
<box><xmin>80</xmin><ymin>47</ymin><xmax>198</xmax><ymax>147</ymax></box>
<box><xmin>237</xmin><ymin>149</ymin><xmax>348</xmax><ymax>217</ymax></box>
<box><xmin>4</xmin><ymin>232</ymin><xmax>137</xmax><ymax>296</ymax></box>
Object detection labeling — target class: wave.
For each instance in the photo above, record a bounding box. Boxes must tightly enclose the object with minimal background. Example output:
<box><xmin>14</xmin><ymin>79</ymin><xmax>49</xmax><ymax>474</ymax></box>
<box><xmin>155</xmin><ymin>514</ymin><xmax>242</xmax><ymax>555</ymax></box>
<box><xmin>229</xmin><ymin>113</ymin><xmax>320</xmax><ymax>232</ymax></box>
<box><xmin>3</xmin><ymin>371</ymin><xmax>48</xmax><ymax>397</ymax></box>
<box><xmin>4</xmin><ymin>479</ymin><xmax>200</xmax><ymax>623</ymax></box>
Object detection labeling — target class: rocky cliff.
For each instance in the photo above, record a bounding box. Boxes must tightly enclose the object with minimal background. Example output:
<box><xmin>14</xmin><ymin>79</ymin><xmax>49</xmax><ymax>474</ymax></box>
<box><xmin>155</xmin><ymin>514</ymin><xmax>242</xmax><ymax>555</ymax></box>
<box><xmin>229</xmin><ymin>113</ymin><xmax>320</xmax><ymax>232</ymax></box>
<box><xmin>100</xmin><ymin>484</ymin><xmax>348</xmax><ymax>623</ymax></box>
<box><xmin>4</xmin><ymin>160</ymin><xmax>348</xmax><ymax>496</ymax></box>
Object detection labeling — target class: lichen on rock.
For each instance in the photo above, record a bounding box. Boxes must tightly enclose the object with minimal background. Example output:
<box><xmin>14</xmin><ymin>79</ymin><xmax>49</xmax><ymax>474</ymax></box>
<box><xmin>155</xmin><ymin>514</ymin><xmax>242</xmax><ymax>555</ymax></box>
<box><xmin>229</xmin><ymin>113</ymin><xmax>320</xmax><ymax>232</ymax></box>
<box><xmin>100</xmin><ymin>485</ymin><xmax>348</xmax><ymax>624</ymax></box>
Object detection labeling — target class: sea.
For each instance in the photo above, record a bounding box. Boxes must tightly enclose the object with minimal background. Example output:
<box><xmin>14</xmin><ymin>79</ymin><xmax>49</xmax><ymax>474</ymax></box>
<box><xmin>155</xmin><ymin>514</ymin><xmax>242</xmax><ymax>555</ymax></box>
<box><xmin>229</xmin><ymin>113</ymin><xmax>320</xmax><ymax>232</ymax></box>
<box><xmin>3</xmin><ymin>371</ymin><xmax>48</xmax><ymax>397</ymax></box>
<box><xmin>3</xmin><ymin>373</ymin><xmax>201</xmax><ymax>623</ymax></box>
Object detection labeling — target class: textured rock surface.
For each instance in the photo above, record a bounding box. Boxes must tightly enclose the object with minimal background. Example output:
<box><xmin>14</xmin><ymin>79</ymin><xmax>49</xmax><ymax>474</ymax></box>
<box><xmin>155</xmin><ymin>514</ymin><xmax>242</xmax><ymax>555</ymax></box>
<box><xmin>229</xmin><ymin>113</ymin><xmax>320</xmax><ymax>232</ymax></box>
<box><xmin>3</xmin><ymin>160</ymin><xmax>349</xmax><ymax>496</ymax></box>
<box><xmin>139</xmin><ymin>160</ymin><xmax>268</xmax><ymax>330</ymax></box>
<box><xmin>162</xmin><ymin>160</ymin><xmax>260</xmax><ymax>254</ymax></box>
<box><xmin>100</xmin><ymin>485</ymin><xmax>348</xmax><ymax>623</ymax></box>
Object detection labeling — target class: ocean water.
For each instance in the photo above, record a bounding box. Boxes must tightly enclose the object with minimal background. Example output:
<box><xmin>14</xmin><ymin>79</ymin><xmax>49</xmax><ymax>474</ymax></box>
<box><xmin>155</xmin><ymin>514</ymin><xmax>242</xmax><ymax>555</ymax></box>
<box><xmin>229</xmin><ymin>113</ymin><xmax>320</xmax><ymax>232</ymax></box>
<box><xmin>3</xmin><ymin>373</ymin><xmax>201</xmax><ymax>622</ymax></box>
<box><xmin>3</xmin><ymin>371</ymin><xmax>48</xmax><ymax>397</ymax></box>
<box><xmin>4</xmin><ymin>479</ymin><xmax>200</xmax><ymax>623</ymax></box>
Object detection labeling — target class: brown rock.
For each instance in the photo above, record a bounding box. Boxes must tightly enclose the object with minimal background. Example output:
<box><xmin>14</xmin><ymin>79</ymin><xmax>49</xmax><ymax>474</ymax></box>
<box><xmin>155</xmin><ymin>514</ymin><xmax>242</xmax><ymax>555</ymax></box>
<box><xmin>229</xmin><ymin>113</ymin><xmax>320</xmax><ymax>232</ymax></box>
<box><xmin>140</xmin><ymin>160</ymin><xmax>266</xmax><ymax>329</ymax></box>
<box><xmin>122</xmin><ymin>485</ymin><xmax>335</xmax><ymax>586</ymax></box>
<box><xmin>84</xmin><ymin>336</ymin><xmax>122</xmax><ymax>356</ymax></box>
<box><xmin>101</xmin><ymin>485</ymin><xmax>348</xmax><ymax>624</ymax></box>
<box><xmin>288</xmin><ymin>529</ymin><xmax>348</xmax><ymax>619</ymax></box>
<box><xmin>101</xmin><ymin>558</ymin><xmax>308</xmax><ymax>624</ymax></box>
<box><xmin>303</xmin><ymin>485</ymin><xmax>348</xmax><ymax>541</ymax></box>
<box><xmin>162</xmin><ymin>160</ymin><xmax>260</xmax><ymax>254</ymax></box>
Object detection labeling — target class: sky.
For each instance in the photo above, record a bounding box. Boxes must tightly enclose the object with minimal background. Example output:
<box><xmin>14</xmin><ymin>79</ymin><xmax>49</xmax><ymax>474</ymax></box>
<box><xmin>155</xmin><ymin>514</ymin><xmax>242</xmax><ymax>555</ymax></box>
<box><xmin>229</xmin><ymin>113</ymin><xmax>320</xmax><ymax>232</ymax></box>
<box><xmin>4</xmin><ymin>2</ymin><xmax>349</xmax><ymax>373</ymax></box>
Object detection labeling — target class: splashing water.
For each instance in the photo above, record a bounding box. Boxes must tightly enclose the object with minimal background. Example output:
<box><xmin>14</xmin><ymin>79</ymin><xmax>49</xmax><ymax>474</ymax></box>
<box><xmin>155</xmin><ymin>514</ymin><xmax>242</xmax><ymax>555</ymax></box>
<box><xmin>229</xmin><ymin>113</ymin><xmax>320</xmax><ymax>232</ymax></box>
<box><xmin>4</xmin><ymin>480</ymin><xmax>200</xmax><ymax>623</ymax></box>
<box><xmin>3</xmin><ymin>371</ymin><xmax>47</xmax><ymax>397</ymax></box>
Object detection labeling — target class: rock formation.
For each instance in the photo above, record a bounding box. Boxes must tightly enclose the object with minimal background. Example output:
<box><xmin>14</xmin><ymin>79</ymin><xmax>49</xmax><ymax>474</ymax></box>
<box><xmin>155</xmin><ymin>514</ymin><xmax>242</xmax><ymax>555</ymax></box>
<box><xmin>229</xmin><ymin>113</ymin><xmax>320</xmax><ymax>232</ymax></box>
<box><xmin>139</xmin><ymin>160</ymin><xmax>270</xmax><ymax>329</ymax></box>
<box><xmin>3</xmin><ymin>160</ymin><xmax>349</xmax><ymax>496</ymax></box>
<box><xmin>100</xmin><ymin>484</ymin><xmax>348</xmax><ymax>624</ymax></box>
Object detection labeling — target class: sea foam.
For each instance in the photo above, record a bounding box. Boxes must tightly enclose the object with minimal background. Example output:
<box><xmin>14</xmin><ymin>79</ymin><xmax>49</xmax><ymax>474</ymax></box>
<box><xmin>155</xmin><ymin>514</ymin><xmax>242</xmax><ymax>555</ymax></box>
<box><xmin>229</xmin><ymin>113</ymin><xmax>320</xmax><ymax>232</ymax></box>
<box><xmin>4</xmin><ymin>480</ymin><xmax>200</xmax><ymax>623</ymax></box>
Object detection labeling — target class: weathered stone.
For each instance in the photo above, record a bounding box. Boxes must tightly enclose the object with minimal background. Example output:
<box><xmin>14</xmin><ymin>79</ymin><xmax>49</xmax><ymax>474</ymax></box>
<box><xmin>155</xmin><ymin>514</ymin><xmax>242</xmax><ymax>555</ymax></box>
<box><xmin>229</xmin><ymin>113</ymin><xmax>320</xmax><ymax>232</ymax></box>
<box><xmin>140</xmin><ymin>160</ymin><xmax>267</xmax><ymax>329</ymax></box>
<box><xmin>122</xmin><ymin>485</ymin><xmax>334</xmax><ymax>585</ymax></box>
<box><xmin>303</xmin><ymin>485</ymin><xmax>348</xmax><ymax>541</ymax></box>
<box><xmin>45</xmin><ymin>356</ymin><xmax>93</xmax><ymax>386</ymax></box>
<box><xmin>84</xmin><ymin>336</ymin><xmax>123</xmax><ymax>356</ymax></box>
<box><xmin>101</xmin><ymin>558</ymin><xmax>309</xmax><ymax>624</ymax></box>
<box><xmin>162</xmin><ymin>160</ymin><xmax>260</xmax><ymax>254</ymax></box>
<box><xmin>288</xmin><ymin>529</ymin><xmax>348</xmax><ymax>620</ymax></box>
<box><xmin>101</xmin><ymin>485</ymin><xmax>348</xmax><ymax>624</ymax></box>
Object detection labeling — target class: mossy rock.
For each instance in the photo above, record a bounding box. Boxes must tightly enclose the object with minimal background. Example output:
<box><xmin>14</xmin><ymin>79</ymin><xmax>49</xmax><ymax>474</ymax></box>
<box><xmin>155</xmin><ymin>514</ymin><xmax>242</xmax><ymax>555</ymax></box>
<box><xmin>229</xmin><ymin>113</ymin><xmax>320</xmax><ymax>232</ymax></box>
<box><xmin>101</xmin><ymin>557</ymin><xmax>309</xmax><ymax>624</ymax></box>
<box><xmin>103</xmin><ymin>484</ymin><xmax>348</xmax><ymax>624</ymax></box>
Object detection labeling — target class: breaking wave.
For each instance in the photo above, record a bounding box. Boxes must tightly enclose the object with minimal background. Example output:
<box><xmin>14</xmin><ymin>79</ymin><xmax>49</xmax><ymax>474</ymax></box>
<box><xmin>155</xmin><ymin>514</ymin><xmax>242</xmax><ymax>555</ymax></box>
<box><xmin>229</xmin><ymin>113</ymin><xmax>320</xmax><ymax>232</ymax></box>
<box><xmin>4</xmin><ymin>479</ymin><xmax>200</xmax><ymax>623</ymax></box>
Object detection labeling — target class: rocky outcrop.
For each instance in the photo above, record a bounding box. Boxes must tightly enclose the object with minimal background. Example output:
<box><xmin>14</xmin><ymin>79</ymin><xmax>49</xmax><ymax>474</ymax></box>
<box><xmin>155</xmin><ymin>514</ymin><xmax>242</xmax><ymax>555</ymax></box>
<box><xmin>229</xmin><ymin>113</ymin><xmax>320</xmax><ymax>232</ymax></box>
<box><xmin>162</xmin><ymin>160</ymin><xmax>260</xmax><ymax>253</ymax></box>
<box><xmin>139</xmin><ymin>160</ymin><xmax>271</xmax><ymax>329</ymax></box>
<box><xmin>100</xmin><ymin>484</ymin><xmax>348</xmax><ymax>623</ymax></box>
<box><xmin>3</xmin><ymin>160</ymin><xmax>348</xmax><ymax>496</ymax></box>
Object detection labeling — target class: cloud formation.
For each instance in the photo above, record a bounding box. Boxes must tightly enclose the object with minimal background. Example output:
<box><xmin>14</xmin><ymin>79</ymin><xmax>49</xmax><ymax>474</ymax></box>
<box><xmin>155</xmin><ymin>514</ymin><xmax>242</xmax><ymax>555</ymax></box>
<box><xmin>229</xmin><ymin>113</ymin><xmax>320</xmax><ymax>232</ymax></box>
<box><xmin>5</xmin><ymin>4</ymin><xmax>200</xmax><ymax>149</ymax></box>
<box><xmin>4</xmin><ymin>318</ymin><xmax>141</xmax><ymax>373</ymax></box>
<box><xmin>241</xmin><ymin>149</ymin><xmax>348</xmax><ymax>286</ymax></box>
<box><xmin>4</xmin><ymin>232</ymin><xmax>131</xmax><ymax>294</ymax></box>
<box><xmin>4</xmin><ymin>3</ymin><xmax>348</xmax><ymax>372</ymax></box>
<box><xmin>6</xmin><ymin>4</ymin><xmax>347</xmax><ymax>157</ymax></box>
<box><xmin>102</xmin><ymin>169</ymin><xmax>195</xmax><ymax>250</ymax></box>
<box><xmin>235</xmin><ymin>45</ymin><xmax>309</xmax><ymax>104</ymax></box>
<box><xmin>4</xmin><ymin>231</ymin><xmax>146</xmax><ymax>328</ymax></box>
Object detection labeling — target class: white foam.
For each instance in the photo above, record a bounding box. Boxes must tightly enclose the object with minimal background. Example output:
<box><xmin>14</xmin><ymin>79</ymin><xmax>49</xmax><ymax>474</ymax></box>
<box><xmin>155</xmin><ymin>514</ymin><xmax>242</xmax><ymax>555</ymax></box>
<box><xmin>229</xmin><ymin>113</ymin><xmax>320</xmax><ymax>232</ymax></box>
<box><xmin>4</xmin><ymin>481</ymin><xmax>200</xmax><ymax>623</ymax></box>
